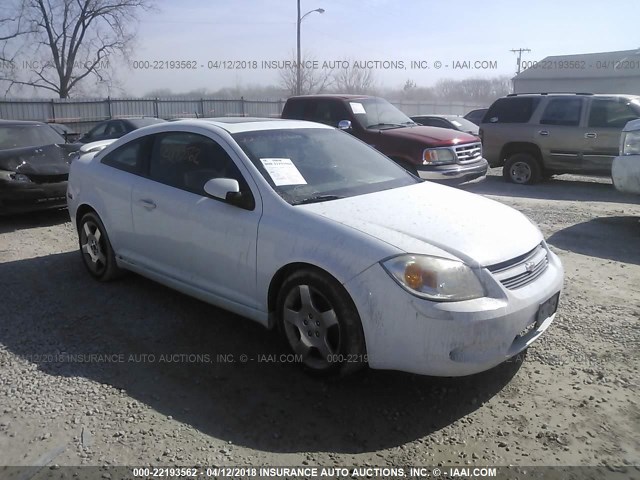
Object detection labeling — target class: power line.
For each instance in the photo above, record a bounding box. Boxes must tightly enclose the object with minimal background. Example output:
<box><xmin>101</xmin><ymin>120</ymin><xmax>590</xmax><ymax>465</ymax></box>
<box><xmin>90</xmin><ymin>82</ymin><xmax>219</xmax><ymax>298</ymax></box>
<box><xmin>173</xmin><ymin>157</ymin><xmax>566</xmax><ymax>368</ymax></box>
<box><xmin>510</xmin><ymin>48</ymin><xmax>531</xmax><ymax>74</ymax></box>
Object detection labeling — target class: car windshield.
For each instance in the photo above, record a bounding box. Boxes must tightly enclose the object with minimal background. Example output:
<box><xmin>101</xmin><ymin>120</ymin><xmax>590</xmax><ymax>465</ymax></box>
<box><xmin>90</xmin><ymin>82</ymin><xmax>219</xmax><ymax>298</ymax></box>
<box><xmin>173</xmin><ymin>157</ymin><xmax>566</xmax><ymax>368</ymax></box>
<box><xmin>233</xmin><ymin>128</ymin><xmax>419</xmax><ymax>205</ymax></box>
<box><xmin>630</xmin><ymin>99</ymin><xmax>640</xmax><ymax>115</ymax></box>
<box><xmin>348</xmin><ymin>98</ymin><xmax>416</xmax><ymax>129</ymax></box>
<box><xmin>0</xmin><ymin>124</ymin><xmax>65</xmax><ymax>150</ymax></box>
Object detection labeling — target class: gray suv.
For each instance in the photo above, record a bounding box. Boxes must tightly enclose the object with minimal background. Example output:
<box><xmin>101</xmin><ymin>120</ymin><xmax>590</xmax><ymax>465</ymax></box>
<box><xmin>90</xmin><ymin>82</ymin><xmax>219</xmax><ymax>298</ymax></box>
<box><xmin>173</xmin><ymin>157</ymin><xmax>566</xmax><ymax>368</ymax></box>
<box><xmin>480</xmin><ymin>93</ymin><xmax>640</xmax><ymax>184</ymax></box>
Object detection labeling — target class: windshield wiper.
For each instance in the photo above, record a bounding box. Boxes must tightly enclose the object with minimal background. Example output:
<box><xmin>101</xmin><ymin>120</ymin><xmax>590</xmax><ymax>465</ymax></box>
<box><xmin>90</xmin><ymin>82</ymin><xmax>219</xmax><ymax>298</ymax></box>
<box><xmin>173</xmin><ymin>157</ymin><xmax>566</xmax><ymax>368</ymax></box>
<box><xmin>366</xmin><ymin>123</ymin><xmax>405</xmax><ymax>129</ymax></box>
<box><xmin>293</xmin><ymin>194</ymin><xmax>344</xmax><ymax>205</ymax></box>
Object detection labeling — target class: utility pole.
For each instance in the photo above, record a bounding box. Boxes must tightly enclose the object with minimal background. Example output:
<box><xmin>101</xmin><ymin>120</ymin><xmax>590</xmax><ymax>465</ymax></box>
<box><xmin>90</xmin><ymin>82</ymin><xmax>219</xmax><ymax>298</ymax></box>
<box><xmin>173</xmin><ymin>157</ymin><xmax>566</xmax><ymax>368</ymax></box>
<box><xmin>296</xmin><ymin>0</ymin><xmax>301</xmax><ymax>96</ymax></box>
<box><xmin>510</xmin><ymin>48</ymin><xmax>531</xmax><ymax>74</ymax></box>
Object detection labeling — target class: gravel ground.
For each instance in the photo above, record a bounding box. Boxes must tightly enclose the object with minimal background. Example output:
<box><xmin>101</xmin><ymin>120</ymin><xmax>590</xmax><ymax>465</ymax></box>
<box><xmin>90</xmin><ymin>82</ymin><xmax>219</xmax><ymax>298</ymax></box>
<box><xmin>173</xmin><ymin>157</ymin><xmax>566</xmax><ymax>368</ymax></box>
<box><xmin>0</xmin><ymin>169</ymin><xmax>639</xmax><ymax>471</ymax></box>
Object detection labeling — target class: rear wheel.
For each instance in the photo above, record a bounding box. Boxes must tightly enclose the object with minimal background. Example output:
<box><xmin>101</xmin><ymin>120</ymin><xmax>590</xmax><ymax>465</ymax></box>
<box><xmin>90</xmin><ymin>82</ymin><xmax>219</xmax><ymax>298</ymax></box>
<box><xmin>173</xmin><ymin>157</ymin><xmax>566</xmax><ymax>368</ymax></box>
<box><xmin>277</xmin><ymin>269</ymin><xmax>366</xmax><ymax>376</ymax></box>
<box><xmin>78</xmin><ymin>212</ymin><xmax>123</xmax><ymax>281</ymax></box>
<box><xmin>503</xmin><ymin>153</ymin><xmax>542</xmax><ymax>185</ymax></box>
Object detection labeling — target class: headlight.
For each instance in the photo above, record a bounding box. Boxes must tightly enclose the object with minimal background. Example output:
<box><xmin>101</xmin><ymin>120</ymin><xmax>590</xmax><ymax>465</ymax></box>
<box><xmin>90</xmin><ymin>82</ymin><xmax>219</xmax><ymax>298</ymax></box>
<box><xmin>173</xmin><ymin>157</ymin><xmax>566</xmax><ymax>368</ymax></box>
<box><xmin>0</xmin><ymin>170</ymin><xmax>32</xmax><ymax>183</ymax></box>
<box><xmin>423</xmin><ymin>148</ymin><xmax>455</xmax><ymax>165</ymax></box>
<box><xmin>620</xmin><ymin>130</ymin><xmax>640</xmax><ymax>156</ymax></box>
<box><xmin>381</xmin><ymin>254</ymin><xmax>485</xmax><ymax>302</ymax></box>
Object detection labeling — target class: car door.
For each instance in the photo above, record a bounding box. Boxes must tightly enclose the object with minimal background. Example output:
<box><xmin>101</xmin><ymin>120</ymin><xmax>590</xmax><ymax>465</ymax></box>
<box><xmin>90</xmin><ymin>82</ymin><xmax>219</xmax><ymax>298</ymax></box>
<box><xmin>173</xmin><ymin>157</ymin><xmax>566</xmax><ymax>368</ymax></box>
<box><xmin>584</xmin><ymin>97</ymin><xmax>640</xmax><ymax>174</ymax></box>
<box><xmin>534</xmin><ymin>97</ymin><xmax>586</xmax><ymax>173</ymax></box>
<box><xmin>187</xmin><ymin>136</ymin><xmax>262</xmax><ymax>308</ymax></box>
<box><xmin>95</xmin><ymin>135</ymin><xmax>153</xmax><ymax>257</ymax></box>
<box><xmin>130</xmin><ymin>130</ymin><xmax>261</xmax><ymax>307</ymax></box>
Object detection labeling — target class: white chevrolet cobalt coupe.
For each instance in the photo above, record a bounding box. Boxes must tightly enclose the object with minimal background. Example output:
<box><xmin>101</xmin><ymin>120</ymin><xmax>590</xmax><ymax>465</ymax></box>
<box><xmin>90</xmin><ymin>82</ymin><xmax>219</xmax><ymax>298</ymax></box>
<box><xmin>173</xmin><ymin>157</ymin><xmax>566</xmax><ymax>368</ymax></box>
<box><xmin>67</xmin><ymin>118</ymin><xmax>563</xmax><ymax>376</ymax></box>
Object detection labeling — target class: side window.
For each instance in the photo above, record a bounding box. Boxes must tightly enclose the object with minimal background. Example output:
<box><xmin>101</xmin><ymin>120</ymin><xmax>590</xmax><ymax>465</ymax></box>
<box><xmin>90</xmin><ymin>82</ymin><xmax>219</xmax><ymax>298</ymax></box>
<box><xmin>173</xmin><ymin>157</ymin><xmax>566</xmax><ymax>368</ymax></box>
<box><xmin>149</xmin><ymin>132</ymin><xmax>244</xmax><ymax>196</ymax></box>
<box><xmin>301</xmin><ymin>100</ymin><xmax>319</xmax><ymax>122</ymax></box>
<box><xmin>485</xmin><ymin>97</ymin><xmax>541</xmax><ymax>124</ymax></box>
<box><xmin>282</xmin><ymin>99</ymin><xmax>305</xmax><ymax>119</ymax></box>
<box><xmin>87</xmin><ymin>122</ymin><xmax>108</xmax><ymax>139</ymax></box>
<box><xmin>106</xmin><ymin>121</ymin><xmax>126</xmax><ymax>137</ymax></box>
<box><xmin>313</xmin><ymin>101</ymin><xmax>350</xmax><ymax>127</ymax></box>
<box><xmin>101</xmin><ymin>136</ymin><xmax>152</xmax><ymax>174</ymax></box>
<box><xmin>540</xmin><ymin>98</ymin><xmax>583</xmax><ymax>126</ymax></box>
<box><xmin>432</xmin><ymin>118</ymin><xmax>451</xmax><ymax>128</ymax></box>
<box><xmin>588</xmin><ymin>99</ymin><xmax>640</xmax><ymax>128</ymax></box>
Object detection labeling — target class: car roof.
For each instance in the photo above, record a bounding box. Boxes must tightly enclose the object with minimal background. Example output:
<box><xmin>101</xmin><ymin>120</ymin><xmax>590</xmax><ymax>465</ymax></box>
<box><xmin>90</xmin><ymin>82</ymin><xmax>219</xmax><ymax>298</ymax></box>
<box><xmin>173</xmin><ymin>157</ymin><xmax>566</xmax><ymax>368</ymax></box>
<box><xmin>504</xmin><ymin>93</ymin><xmax>640</xmax><ymax>100</ymax></box>
<box><xmin>288</xmin><ymin>94</ymin><xmax>373</xmax><ymax>101</ymax></box>
<box><xmin>147</xmin><ymin>117</ymin><xmax>333</xmax><ymax>134</ymax></box>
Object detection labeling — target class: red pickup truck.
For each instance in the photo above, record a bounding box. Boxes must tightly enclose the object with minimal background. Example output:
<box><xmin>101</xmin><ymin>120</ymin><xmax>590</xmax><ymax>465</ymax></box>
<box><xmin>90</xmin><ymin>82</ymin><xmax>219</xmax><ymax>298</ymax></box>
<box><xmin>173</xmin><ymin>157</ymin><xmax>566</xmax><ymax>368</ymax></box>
<box><xmin>281</xmin><ymin>94</ymin><xmax>488</xmax><ymax>183</ymax></box>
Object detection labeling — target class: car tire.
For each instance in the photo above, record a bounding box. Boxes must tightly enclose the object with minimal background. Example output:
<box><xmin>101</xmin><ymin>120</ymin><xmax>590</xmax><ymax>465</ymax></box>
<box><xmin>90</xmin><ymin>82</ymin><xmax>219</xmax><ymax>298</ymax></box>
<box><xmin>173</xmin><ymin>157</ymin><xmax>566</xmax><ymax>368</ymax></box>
<box><xmin>503</xmin><ymin>153</ymin><xmax>542</xmax><ymax>185</ymax></box>
<box><xmin>78</xmin><ymin>212</ymin><xmax>123</xmax><ymax>281</ymax></box>
<box><xmin>277</xmin><ymin>269</ymin><xmax>367</xmax><ymax>376</ymax></box>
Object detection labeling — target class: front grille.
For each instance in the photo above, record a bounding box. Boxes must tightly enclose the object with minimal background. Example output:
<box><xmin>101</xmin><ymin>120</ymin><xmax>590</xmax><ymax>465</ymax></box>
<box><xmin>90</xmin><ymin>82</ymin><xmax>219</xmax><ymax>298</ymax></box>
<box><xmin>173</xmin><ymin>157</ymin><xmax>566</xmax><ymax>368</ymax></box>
<box><xmin>454</xmin><ymin>142</ymin><xmax>482</xmax><ymax>164</ymax></box>
<box><xmin>26</xmin><ymin>174</ymin><xmax>68</xmax><ymax>184</ymax></box>
<box><xmin>487</xmin><ymin>243</ymin><xmax>549</xmax><ymax>290</ymax></box>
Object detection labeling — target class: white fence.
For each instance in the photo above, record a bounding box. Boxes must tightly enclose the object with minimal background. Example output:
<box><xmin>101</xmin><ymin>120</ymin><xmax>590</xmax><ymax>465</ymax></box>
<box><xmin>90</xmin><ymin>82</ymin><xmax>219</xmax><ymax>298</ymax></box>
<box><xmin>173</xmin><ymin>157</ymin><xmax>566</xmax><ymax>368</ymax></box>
<box><xmin>0</xmin><ymin>97</ymin><xmax>485</xmax><ymax>133</ymax></box>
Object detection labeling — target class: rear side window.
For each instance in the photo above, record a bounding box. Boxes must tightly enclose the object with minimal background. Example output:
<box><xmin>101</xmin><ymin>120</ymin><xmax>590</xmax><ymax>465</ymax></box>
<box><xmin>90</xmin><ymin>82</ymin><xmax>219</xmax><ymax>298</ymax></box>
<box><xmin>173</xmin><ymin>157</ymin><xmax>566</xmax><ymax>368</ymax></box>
<box><xmin>485</xmin><ymin>97</ymin><xmax>541</xmax><ymax>124</ymax></box>
<box><xmin>101</xmin><ymin>136</ymin><xmax>152</xmax><ymax>174</ymax></box>
<box><xmin>588</xmin><ymin>98</ymin><xmax>640</xmax><ymax>128</ymax></box>
<box><xmin>540</xmin><ymin>98</ymin><xmax>583</xmax><ymax>126</ymax></box>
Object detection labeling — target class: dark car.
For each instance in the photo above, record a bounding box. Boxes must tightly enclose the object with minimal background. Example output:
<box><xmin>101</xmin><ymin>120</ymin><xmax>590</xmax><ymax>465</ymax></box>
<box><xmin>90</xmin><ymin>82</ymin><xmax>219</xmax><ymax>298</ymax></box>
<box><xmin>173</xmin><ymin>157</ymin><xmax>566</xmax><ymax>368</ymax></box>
<box><xmin>281</xmin><ymin>95</ymin><xmax>487</xmax><ymax>183</ymax></box>
<box><xmin>48</xmin><ymin>123</ymin><xmax>81</xmax><ymax>143</ymax></box>
<box><xmin>411</xmin><ymin>114</ymin><xmax>479</xmax><ymax>135</ymax></box>
<box><xmin>77</xmin><ymin>117</ymin><xmax>166</xmax><ymax>143</ymax></box>
<box><xmin>0</xmin><ymin>120</ymin><xmax>80</xmax><ymax>214</ymax></box>
<box><xmin>463</xmin><ymin>108</ymin><xmax>488</xmax><ymax>126</ymax></box>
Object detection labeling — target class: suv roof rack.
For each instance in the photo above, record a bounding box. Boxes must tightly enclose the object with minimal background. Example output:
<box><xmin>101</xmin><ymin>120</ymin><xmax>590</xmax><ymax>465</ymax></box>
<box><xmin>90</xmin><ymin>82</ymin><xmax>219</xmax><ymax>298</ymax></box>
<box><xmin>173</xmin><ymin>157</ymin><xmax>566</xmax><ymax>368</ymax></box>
<box><xmin>507</xmin><ymin>92</ymin><xmax>594</xmax><ymax>97</ymax></box>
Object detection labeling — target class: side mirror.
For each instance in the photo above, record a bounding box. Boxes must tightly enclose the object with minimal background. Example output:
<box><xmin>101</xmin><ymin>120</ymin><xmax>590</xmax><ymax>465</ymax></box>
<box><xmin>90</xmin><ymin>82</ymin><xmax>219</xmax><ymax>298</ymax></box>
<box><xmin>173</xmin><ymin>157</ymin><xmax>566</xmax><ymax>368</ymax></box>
<box><xmin>203</xmin><ymin>177</ymin><xmax>240</xmax><ymax>200</ymax></box>
<box><xmin>338</xmin><ymin>120</ymin><xmax>352</xmax><ymax>131</ymax></box>
<box><xmin>203</xmin><ymin>177</ymin><xmax>254</xmax><ymax>210</ymax></box>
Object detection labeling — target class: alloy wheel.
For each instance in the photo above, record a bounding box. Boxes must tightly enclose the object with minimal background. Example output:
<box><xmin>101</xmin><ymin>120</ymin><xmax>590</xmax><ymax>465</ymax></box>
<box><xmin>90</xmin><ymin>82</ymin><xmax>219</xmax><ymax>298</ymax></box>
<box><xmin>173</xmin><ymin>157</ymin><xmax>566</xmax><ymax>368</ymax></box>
<box><xmin>282</xmin><ymin>284</ymin><xmax>341</xmax><ymax>370</ymax></box>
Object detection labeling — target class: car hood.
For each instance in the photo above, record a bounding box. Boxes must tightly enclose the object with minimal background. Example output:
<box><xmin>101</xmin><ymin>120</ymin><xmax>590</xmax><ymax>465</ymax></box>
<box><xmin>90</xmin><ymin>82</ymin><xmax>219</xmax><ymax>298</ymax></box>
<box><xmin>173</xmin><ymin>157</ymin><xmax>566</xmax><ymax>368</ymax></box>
<box><xmin>372</xmin><ymin>125</ymin><xmax>479</xmax><ymax>147</ymax></box>
<box><xmin>298</xmin><ymin>182</ymin><xmax>542</xmax><ymax>267</ymax></box>
<box><xmin>0</xmin><ymin>143</ymin><xmax>78</xmax><ymax>175</ymax></box>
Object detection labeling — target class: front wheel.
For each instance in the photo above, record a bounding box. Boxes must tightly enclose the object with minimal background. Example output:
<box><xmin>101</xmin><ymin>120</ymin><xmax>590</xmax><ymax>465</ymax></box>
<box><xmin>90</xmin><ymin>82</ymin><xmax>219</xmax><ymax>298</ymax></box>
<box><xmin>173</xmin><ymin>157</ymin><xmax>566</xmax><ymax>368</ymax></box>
<box><xmin>78</xmin><ymin>212</ymin><xmax>123</xmax><ymax>281</ymax></box>
<box><xmin>277</xmin><ymin>269</ymin><xmax>367</xmax><ymax>376</ymax></box>
<box><xmin>503</xmin><ymin>153</ymin><xmax>542</xmax><ymax>185</ymax></box>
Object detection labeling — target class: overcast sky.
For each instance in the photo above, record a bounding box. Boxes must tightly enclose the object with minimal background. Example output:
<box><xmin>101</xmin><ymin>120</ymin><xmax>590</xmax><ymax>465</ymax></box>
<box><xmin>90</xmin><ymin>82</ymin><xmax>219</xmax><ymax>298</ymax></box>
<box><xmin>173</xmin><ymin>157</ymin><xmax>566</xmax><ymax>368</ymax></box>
<box><xmin>121</xmin><ymin>0</ymin><xmax>640</xmax><ymax>95</ymax></box>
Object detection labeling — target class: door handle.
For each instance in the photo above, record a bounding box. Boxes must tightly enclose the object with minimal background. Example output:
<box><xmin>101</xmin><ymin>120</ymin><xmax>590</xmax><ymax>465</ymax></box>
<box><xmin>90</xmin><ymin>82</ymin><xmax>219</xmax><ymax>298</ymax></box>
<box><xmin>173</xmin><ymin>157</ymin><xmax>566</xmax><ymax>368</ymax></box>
<box><xmin>539</xmin><ymin>130</ymin><xmax>549</xmax><ymax>136</ymax></box>
<box><xmin>585</xmin><ymin>132</ymin><xmax>597</xmax><ymax>139</ymax></box>
<box><xmin>138</xmin><ymin>199</ymin><xmax>156</xmax><ymax>210</ymax></box>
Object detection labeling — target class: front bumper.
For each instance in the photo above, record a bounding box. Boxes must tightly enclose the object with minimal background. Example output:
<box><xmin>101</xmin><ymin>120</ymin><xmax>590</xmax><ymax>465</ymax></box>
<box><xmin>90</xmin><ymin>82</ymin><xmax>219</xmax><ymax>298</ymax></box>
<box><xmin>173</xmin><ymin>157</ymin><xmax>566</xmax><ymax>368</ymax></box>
<box><xmin>417</xmin><ymin>158</ymin><xmax>489</xmax><ymax>183</ymax></box>
<box><xmin>344</xmin><ymin>248</ymin><xmax>564</xmax><ymax>376</ymax></box>
<box><xmin>612</xmin><ymin>155</ymin><xmax>640</xmax><ymax>195</ymax></box>
<box><xmin>0</xmin><ymin>180</ymin><xmax>68</xmax><ymax>215</ymax></box>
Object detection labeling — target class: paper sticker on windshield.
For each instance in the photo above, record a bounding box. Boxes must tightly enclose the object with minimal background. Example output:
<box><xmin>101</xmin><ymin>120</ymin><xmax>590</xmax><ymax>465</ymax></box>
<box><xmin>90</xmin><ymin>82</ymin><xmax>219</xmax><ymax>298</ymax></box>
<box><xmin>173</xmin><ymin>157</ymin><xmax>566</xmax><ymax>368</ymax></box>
<box><xmin>350</xmin><ymin>102</ymin><xmax>366</xmax><ymax>114</ymax></box>
<box><xmin>260</xmin><ymin>158</ymin><xmax>307</xmax><ymax>186</ymax></box>
<box><xmin>451</xmin><ymin>120</ymin><xmax>462</xmax><ymax>127</ymax></box>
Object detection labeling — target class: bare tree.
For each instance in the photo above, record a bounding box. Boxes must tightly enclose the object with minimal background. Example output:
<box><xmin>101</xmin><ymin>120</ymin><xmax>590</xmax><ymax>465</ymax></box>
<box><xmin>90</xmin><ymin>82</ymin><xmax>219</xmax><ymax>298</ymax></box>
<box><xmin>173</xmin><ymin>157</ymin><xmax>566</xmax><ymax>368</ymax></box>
<box><xmin>0</xmin><ymin>0</ymin><xmax>153</xmax><ymax>98</ymax></box>
<box><xmin>278</xmin><ymin>53</ymin><xmax>333</xmax><ymax>96</ymax></box>
<box><xmin>0</xmin><ymin>0</ymin><xmax>34</xmax><ymax>67</ymax></box>
<box><xmin>332</xmin><ymin>61</ymin><xmax>375</xmax><ymax>94</ymax></box>
<box><xmin>435</xmin><ymin>76</ymin><xmax>511</xmax><ymax>104</ymax></box>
